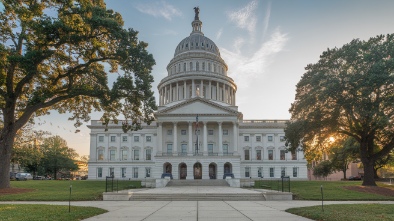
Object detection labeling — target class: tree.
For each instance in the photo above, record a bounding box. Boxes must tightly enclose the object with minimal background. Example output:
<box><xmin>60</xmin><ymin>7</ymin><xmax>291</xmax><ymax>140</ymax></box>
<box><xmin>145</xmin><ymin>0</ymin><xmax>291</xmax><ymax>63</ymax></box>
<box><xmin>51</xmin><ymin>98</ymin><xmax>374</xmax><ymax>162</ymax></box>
<box><xmin>312</xmin><ymin>160</ymin><xmax>333</xmax><ymax>179</ymax></box>
<box><xmin>328</xmin><ymin>137</ymin><xmax>359</xmax><ymax>180</ymax></box>
<box><xmin>40</xmin><ymin>136</ymin><xmax>78</xmax><ymax>179</ymax></box>
<box><xmin>0</xmin><ymin>0</ymin><xmax>156</xmax><ymax>188</ymax></box>
<box><xmin>285</xmin><ymin>34</ymin><xmax>394</xmax><ymax>186</ymax></box>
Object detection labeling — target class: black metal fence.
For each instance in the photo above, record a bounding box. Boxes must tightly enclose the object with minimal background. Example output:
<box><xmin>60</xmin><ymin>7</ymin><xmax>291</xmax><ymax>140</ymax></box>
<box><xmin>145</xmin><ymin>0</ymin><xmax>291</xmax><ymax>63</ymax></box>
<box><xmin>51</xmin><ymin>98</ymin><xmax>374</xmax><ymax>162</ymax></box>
<box><xmin>105</xmin><ymin>176</ymin><xmax>141</xmax><ymax>192</ymax></box>
<box><xmin>254</xmin><ymin>176</ymin><xmax>291</xmax><ymax>192</ymax></box>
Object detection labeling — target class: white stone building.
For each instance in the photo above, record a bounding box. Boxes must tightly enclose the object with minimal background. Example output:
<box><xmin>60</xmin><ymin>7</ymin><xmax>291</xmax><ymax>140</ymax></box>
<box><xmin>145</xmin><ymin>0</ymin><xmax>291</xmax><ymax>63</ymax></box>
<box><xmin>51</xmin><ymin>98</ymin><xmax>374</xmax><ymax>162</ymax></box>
<box><xmin>87</xmin><ymin>9</ymin><xmax>307</xmax><ymax>183</ymax></box>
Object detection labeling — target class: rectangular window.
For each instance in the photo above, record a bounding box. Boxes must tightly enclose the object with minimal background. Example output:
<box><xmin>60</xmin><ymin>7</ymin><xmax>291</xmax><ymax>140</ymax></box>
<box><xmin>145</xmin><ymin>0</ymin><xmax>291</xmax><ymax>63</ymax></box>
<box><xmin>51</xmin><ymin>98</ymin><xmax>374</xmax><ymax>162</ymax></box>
<box><xmin>256</xmin><ymin>136</ymin><xmax>261</xmax><ymax>142</ymax></box>
<box><xmin>167</xmin><ymin>144</ymin><xmax>173</xmax><ymax>154</ymax></box>
<box><xmin>292</xmin><ymin>152</ymin><xmax>297</xmax><ymax>160</ymax></box>
<box><xmin>245</xmin><ymin>167</ymin><xmax>250</xmax><ymax>177</ymax></box>
<box><xmin>121</xmin><ymin>168</ymin><xmax>126</xmax><ymax>178</ymax></box>
<box><xmin>133</xmin><ymin>167</ymin><xmax>138</xmax><ymax>178</ymax></box>
<box><xmin>146</xmin><ymin>136</ymin><xmax>151</xmax><ymax>142</ymax></box>
<box><xmin>110</xmin><ymin>150</ymin><xmax>116</xmax><ymax>161</ymax></box>
<box><xmin>167</xmin><ymin>129</ymin><xmax>172</xmax><ymax>135</ymax></box>
<box><xmin>122</xmin><ymin>136</ymin><xmax>128</xmax><ymax>142</ymax></box>
<box><xmin>268</xmin><ymin>150</ymin><xmax>273</xmax><ymax>160</ymax></box>
<box><xmin>146</xmin><ymin>149</ymin><xmax>151</xmax><ymax>160</ymax></box>
<box><xmin>145</xmin><ymin>167</ymin><xmax>151</xmax><ymax>178</ymax></box>
<box><xmin>208</xmin><ymin>130</ymin><xmax>214</xmax><ymax>135</ymax></box>
<box><xmin>268</xmin><ymin>135</ymin><xmax>273</xmax><ymax>142</ymax></box>
<box><xmin>223</xmin><ymin>130</ymin><xmax>228</xmax><ymax>135</ymax></box>
<box><xmin>109</xmin><ymin>168</ymin><xmax>114</xmax><ymax>177</ymax></box>
<box><xmin>97</xmin><ymin>168</ymin><xmax>102</xmax><ymax>178</ymax></box>
<box><xmin>244</xmin><ymin>136</ymin><xmax>249</xmax><ymax>142</ymax></box>
<box><xmin>256</xmin><ymin>150</ymin><xmax>261</xmax><ymax>160</ymax></box>
<box><xmin>280</xmin><ymin>150</ymin><xmax>286</xmax><ymax>160</ymax></box>
<box><xmin>208</xmin><ymin>144</ymin><xmax>213</xmax><ymax>155</ymax></box>
<box><xmin>258</xmin><ymin>167</ymin><xmax>262</xmax><ymax>178</ymax></box>
<box><xmin>134</xmin><ymin>149</ymin><xmax>139</xmax><ymax>160</ymax></box>
<box><xmin>98</xmin><ymin>136</ymin><xmax>104</xmax><ymax>142</ymax></box>
<box><xmin>270</xmin><ymin>168</ymin><xmax>274</xmax><ymax>177</ymax></box>
<box><xmin>98</xmin><ymin>149</ymin><xmax>104</xmax><ymax>160</ymax></box>
<box><xmin>110</xmin><ymin>136</ymin><xmax>116</xmax><ymax>142</ymax></box>
<box><xmin>181</xmin><ymin>130</ymin><xmax>186</xmax><ymax>135</ymax></box>
<box><xmin>280</xmin><ymin>136</ymin><xmax>286</xmax><ymax>142</ymax></box>
<box><xmin>121</xmin><ymin>149</ymin><xmax>128</xmax><ymax>161</ymax></box>
<box><xmin>223</xmin><ymin>144</ymin><xmax>228</xmax><ymax>155</ymax></box>
<box><xmin>281</xmin><ymin>167</ymin><xmax>286</xmax><ymax>177</ymax></box>
<box><xmin>293</xmin><ymin>167</ymin><xmax>298</xmax><ymax>177</ymax></box>
<box><xmin>244</xmin><ymin>149</ymin><xmax>250</xmax><ymax>160</ymax></box>
<box><xmin>134</xmin><ymin>136</ymin><xmax>139</xmax><ymax>142</ymax></box>
<box><xmin>181</xmin><ymin>144</ymin><xmax>187</xmax><ymax>154</ymax></box>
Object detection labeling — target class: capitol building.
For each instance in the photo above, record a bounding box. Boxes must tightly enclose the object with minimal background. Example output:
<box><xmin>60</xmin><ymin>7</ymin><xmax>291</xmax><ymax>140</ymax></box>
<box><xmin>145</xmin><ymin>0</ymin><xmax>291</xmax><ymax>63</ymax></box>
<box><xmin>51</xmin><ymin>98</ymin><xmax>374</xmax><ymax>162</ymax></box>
<box><xmin>87</xmin><ymin>9</ymin><xmax>307</xmax><ymax>185</ymax></box>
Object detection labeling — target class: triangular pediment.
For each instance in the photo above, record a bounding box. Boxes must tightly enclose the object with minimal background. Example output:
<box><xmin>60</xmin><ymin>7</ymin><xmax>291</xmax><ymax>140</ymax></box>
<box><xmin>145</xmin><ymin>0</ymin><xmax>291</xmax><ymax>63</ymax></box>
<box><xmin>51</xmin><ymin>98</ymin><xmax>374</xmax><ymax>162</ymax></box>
<box><xmin>156</xmin><ymin>97</ymin><xmax>239</xmax><ymax>116</ymax></box>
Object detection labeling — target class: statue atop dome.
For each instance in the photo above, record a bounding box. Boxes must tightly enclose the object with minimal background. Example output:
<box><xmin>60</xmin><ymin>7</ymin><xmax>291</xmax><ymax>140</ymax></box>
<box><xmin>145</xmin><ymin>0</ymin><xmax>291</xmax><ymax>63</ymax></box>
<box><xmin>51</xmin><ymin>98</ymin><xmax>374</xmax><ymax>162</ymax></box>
<box><xmin>194</xmin><ymin>7</ymin><xmax>200</xmax><ymax>20</ymax></box>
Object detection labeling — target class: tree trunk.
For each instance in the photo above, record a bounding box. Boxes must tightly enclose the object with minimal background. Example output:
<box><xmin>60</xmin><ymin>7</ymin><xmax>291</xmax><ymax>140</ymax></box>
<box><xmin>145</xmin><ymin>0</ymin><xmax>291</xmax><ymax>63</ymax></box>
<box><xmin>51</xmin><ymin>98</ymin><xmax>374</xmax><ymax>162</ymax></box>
<box><xmin>362</xmin><ymin>160</ymin><xmax>376</xmax><ymax>186</ymax></box>
<box><xmin>0</xmin><ymin>129</ymin><xmax>17</xmax><ymax>189</ymax></box>
<box><xmin>342</xmin><ymin>163</ymin><xmax>347</xmax><ymax>180</ymax></box>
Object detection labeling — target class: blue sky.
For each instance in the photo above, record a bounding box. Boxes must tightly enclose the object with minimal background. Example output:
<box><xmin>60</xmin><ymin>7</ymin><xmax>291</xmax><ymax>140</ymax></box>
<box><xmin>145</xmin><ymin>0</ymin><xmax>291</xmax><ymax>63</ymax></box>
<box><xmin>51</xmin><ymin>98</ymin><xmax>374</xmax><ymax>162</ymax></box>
<box><xmin>2</xmin><ymin>0</ymin><xmax>394</xmax><ymax>156</ymax></box>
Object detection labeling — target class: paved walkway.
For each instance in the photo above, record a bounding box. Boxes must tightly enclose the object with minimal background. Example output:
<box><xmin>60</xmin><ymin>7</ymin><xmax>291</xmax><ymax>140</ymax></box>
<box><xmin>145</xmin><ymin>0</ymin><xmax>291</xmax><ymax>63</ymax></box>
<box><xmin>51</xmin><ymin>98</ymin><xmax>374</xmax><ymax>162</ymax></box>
<box><xmin>2</xmin><ymin>200</ymin><xmax>394</xmax><ymax>221</ymax></box>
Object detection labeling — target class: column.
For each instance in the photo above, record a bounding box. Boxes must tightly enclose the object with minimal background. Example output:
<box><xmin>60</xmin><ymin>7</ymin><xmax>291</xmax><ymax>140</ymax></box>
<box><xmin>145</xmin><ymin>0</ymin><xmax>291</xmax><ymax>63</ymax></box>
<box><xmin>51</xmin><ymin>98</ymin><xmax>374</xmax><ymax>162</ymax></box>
<box><xmin>164</xmin><ymin>87</ymin><xmax>167</xmax><ymax>104</ymax></box>
<box><xmin>208</xmin><ymin>81</ymin><xmax>211</xmax><ymax>99</ymax></box>
<box><xmin>173</xmin><ymin>122</ymin><xmax>178</xmax><ymax>155</ymax></box>
<box><xmin>216</xmin><ymin>82</ymin><xmax>219</xmax><ymax>101</ymax></box>
<box><xmin>157</xmin><ymin>122</ymin><xmax>162</xmax><ymax>155</ymax></box>
<box><xmin>176</xmin><ymin>82</ymin><xmax>179</xmax><ymax>101</ymax></box>
<box><xmin>203</xmin><ymin>121</ymin><xmax>208</xmax><ymax>156</ymax></box>
<box><xmin>188</xmin><ymin>122</ymin><xmax>193</xmax><ymax>156</ymax></box>
<box><xmin>218</xmin><ymin>122</ymin><xmax>223</xmax><ymax>156</ymax></box>
<box><xmin>233</xmin><ymin>122</ymin><xmax>238</xmax><ymax>154</ymax></box>
<box><xmin>222</xmin><ymin>85</ymin><xmax>225</xmax><ymax>102</ymax></box>
<box><xmin>200</xmin><ymin>80</ymin><xmax>203</xmax><ymax>98</ymax></box>
<box><xmin>233</xmin><ymin>88</ymin><xmax>236</xmax><ymax>105</ymax></box>
<box><xmin>192</xmin><ymin>80</ymin><xmax>196</xmax><ymax>98</ymax></box>
<box><xmin>170</xmin><ymin>84</ymin><xmax>172</xmax><ymax>102</ymax></box>
<box><xmin>184</xmin><ymin>81</ymin><xmax>187</xmax><ymax>99</ymax></box>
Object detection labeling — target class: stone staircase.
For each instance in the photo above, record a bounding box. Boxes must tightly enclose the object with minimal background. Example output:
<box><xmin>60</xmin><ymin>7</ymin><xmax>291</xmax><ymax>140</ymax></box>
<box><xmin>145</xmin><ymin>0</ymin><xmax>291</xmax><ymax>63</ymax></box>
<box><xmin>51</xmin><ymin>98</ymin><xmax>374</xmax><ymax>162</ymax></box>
<box><xmin>129</xmin><ymin>192</ymin><xmax>266</xmax><ymax>201</ymax></box>
<box><xmin>166</xmin><ymin>179</ymin><xmax>229</xmax><ymax>187</ymax></box>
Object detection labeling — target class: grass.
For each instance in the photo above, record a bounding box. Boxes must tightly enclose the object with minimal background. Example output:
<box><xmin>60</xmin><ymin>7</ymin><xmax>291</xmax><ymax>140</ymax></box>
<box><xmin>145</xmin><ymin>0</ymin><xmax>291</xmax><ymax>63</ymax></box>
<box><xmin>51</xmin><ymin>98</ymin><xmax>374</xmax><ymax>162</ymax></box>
<box><xmin>0</xmin><ymin>180</ymin><xmax>141</xmax><ymax>201</ymax></box>
<box><xmin>254</xmin><ymin>180</ymin><xmax>394</xmax><ymax>200</ymax></box>
<box><xmin>0</xmin><ymin>204</ymin><xmax>107</xmax><ymax>221</ymax></box>
<box><xmin>286</xmin><ymin>204</ymin><xmax>394</xmax><ymax>221</ymax></box>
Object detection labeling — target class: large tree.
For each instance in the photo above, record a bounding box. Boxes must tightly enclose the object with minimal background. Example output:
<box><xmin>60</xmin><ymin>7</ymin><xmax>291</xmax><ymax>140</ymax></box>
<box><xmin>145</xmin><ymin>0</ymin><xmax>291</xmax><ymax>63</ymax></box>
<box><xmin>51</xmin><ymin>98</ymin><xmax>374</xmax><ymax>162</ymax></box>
<box><xmin>285</xmin><ymin>34</ymin><xmax>394</xmax><ymax>186</ymax></box>
<box><xmin>0</xmin><ymin>0</ymin><xmax>156</xmax><ymax>188</ymax></box>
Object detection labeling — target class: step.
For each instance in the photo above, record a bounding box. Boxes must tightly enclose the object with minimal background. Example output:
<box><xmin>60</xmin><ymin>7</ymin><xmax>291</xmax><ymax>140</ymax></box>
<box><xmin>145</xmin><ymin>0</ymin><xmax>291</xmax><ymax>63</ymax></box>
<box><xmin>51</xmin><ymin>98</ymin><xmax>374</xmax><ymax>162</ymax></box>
<box><xmin>166</xmin><ymin>179</ymin><xmax>229</xmax><ymax>187</ymax></box>
<box><xmin>129</xmin><ymin>193</ymin><xmax>265</xmax><ymax>201</ymax></box>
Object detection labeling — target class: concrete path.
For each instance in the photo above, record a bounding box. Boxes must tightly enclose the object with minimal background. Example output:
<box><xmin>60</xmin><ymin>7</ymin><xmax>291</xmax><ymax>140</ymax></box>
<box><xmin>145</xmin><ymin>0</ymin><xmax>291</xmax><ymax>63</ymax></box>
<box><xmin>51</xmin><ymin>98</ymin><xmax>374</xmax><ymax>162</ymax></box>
<box><xmin>2</xmin><ymin>200</ymin><xmax>394</xmax><ymax>221</ymax></box>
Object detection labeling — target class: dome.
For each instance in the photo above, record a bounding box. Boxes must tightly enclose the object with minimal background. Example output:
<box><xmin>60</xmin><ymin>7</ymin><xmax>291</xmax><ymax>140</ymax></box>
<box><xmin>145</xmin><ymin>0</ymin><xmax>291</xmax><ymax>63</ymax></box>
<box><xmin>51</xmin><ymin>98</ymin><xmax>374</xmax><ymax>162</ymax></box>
<box><xmin>174</xmin><ymin>35</ymin><xmax>221</xmax><ymax>57</ymax></box>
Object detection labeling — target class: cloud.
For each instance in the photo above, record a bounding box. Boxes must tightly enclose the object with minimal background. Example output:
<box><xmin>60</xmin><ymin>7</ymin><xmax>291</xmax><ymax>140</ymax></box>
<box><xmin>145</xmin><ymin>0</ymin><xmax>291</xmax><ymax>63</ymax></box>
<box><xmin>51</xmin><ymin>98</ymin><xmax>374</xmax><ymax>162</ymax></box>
<box><xmin>216</xmin><ymin>28</ymin><xmax>223</xmax><ymax>40</ymax></box>
<box><xmin>221</xmin><ymin>28</ymin><xmax>289</xmax><ymax>89</ymax></box>
<box><xmin>263</xmin><ymin>1</ymin><xmax>271</xmax><ymax>37</ymax></box>
<box><xmin>136</xmin><ymin>1</ymin><xmax>181</xmax><ymax>21</ymax></box>
<box><xmin>227</xmin><ymin>0</ymin><xmax>258</xmax><ymax>34</ymax></box>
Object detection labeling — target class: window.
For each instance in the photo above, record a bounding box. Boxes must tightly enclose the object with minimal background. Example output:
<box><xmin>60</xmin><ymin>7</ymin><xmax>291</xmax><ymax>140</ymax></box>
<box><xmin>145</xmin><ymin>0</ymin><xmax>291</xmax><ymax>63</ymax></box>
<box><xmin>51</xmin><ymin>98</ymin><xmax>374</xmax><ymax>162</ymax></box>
<box><xmin>280</xmin><ymin>150</ymin><xmax>286</xmax><ymax>160</ymax></box>
<box><xmin>244</xmin><ymin>149</ymin><xmax>250</xmax><ymax>160</ymax></box>
<box><xmin>223</xmin><ymin>130</ymin><xmax>228</xmax><ymax>135</ymax></box>
<box><xmin>121</xmin><ymin>149</ymin><xmax>128</xmax><ymax>161</ymax></box>
<box><xmin>122</xmin><ymin>136</ymin><xmax>127</xmax><ymax>142</ymax></box>
<box><xmin>208</xmin><ymin>130</ymin><xmax>213</xmax><ymax>135</ymax></box>
<box><xmin>190</xmin><ymin>62</ymin><xmax>193</xmax><ymax>71</ymax></box>
<box><xmin>268</xmin><ymin>150</ymin><xmax>273</xmax><ymax>160</ymax></box>
<box><xmin>256</xmin><ymin>150</ymin><xmax>261</xmax><ymax>160</ymax></box>
<box><xmin>269</xmin><ymin>168</ymin><xmax>274</xmax><ymax>177</ymax></box>
<box><xmin>110</xmin><ymin>150</ymin><xmax>116</xmax><ymax>161</ymax></box>
<box><xmin>181</xmin><ymin>144</ymin><xmax>187</xmax><ymax>154</ymax></box>
<box><xmin>280</xmin><ymin>136</ymin><xmax>286</xmax><ymax>142</ymax></box>
<box><xmin>281</xmin><ymin>167</ymin><xmax>286</xmax><ymax>177</ymax></box>
<box><xmin>98</xmin><ymin>136</ymin><xmax>104</xmax><ymax>142</ymax></box>
<box><xmin>167</xmin><ymin>130</ymin><xmax>172</xmax><ymax>135</ymax></box>
<box><xmin>181</xmin><ymin>130</ymin><xmax>186</xmax><ymax>135</ymax></box>
<box><xmin>98</xmin><ymin>149</ymin><xmax>104</xmax><ymax>160</ymax></box>
<box><xmin>208</xmin><ymin>144</ymin><xmax>213</xmax><ymax>155</ymax></box>
<box><xmin>97</xmin><ymin>168</ymin><xmax>102</xmax><ymax>178</ymax></box>
<box><xmin>183</xmin><ymin>63</ymin><xmax>186</xmax><ymax>72</ymax></box>
<box><xmin>245</xmin><ymin>167</ymin><xmax>250</xmax><ymax>177</ymax></box>
<box><xmin>292</xmin><ymin>152</ymin><xmax>297</xmax><ymax>160</ymax></box>
<box><xmin>244</xmin><ymin>136</ymin><xmax>249</xmax><ymax>142</ymax></box>
<box><xmin>268</xmin><ymin>136</ymin><xmax>273</xmax><ymax>142</ymax></box>
<box><xmin>208</xmin><ymin>63</ymin><xmax>211</xmax><ymax>71</ymax></box>
<box><xmin>202</xmin><ymin>62</ymin><xmax>205</xmax><ymax>71</ymax></box>
<box><xmin>256</xmin><ymin>136</ymin><xmax>261</xmax><ymax>142</ymax></box>
<box><xmin>134</xmin><ymin>149</ymin><xmax>139</xmax><ymax>160</ymax></box>
<box><xmin>109</xmin><ymin>168</ymin><xmax>114</xmax><ymax>177</ymax></box>
<box><xmin>293</xmin><ymin>167</ymin><xmax>298</xmax><ymax>177</ymax></box>
<box><xmin>121</xmin><ymin>168</ymin><xmax>126</xmax><ymax>178</ymax></box>
<box><xmin>223</xmin><ymin>144</ymin><xmax>228</xmax><ymax>155</ymax></box>
<box><xmin>133</xmin><ymin>167</ymin><xmax>138</xmax><ymax>178</ymax></box>
<box><xmin>258</xmin><ymin>167</ymin><xmax>263</xmax><ymax>178</ymax></box>
<box><xmin>146</xmin><ymin>149</ymin><xmax>152</xmax><ymax>160</ymax></box>
<box><xmin>134</xmin><ymin>136</ymin><xmax>139</xmax><ymax>142</ymax></box>
<box><xmin>167</xmin><ymin>144</ymin><xmax>173</xmax><ymax>154</ymax></box>
<box><xmin>110</xmin><ymin>136</ymin><xmax>116</xmax><ymax>142</ymax></box>
<box><xmin>146</xmin><ymin>136</ymin><xmax>151</xmax><ymax>142</ymax></box>
<box><xmin>196</xmin><ymin>62</ymin><xmax>199</xmax><ymax>71</ymax></box>
<box><xmin>145</xmin><ymin>167</ymin><xmax>151</xmax><ymax>178</ymax></box>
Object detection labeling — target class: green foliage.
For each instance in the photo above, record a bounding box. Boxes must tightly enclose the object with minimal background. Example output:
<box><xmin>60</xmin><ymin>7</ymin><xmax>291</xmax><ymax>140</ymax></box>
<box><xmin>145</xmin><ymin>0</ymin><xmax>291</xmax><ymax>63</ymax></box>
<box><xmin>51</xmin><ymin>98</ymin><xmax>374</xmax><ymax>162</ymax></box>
<box><xmin>329</xmin><ymin>137</ymin><xmax>359</xmax><ymax>179</ymax></box>
<box><xmin>0</xmin><ymin>204</ymin><xmax>107</xmax><ymax>221</ymax></box>
<box><xmin>286</xmin><ymin>33</ymin><xmax>394</xmax><ymax>186</ymax></box>
<box><xmin>287</xmin><ymin>204</ymin><xmax>394</xmax><ymax>221</ymax></box>
<box><xmin>313</xmin><ymin>160</ymin><xmax>333</xmax><ymax>178</ymax></box>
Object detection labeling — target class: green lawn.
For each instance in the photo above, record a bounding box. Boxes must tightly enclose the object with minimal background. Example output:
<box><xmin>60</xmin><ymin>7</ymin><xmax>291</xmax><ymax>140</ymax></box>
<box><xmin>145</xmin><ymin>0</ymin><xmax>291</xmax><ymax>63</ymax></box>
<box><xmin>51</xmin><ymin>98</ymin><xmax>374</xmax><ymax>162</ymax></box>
<box><xmin>0</xmin><ymin>204</ymin><xmax>107</xmax><ymax>221</ymax></box>
<box><xmin>287</xmin><ymin>204</ymin><xmax>394</xmax><ymax>221</ymax></box>
<box><xmin>255</xmin><ymin>180</ymin><xmax>394</xmax><ymax>200</ymax></box>
<box><xmin>0</xmin><ymin>180</ymin><xmax>141</xmax><ymax>201</ymax></box>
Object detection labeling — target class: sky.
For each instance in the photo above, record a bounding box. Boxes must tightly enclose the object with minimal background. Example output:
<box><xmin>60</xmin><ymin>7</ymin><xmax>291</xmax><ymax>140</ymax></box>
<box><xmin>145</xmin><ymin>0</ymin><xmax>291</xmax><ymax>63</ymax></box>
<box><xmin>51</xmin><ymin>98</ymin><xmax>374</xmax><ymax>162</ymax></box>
<box><xmin>2</xmin><ymin>0</ymin><xmax>394</xmax><ymax>156</ymax></box>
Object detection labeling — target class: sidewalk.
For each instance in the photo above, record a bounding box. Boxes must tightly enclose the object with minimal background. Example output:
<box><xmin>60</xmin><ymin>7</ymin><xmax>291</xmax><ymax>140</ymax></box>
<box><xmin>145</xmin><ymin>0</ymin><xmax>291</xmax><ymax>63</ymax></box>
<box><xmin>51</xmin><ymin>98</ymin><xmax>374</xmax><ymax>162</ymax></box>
<box><xmin>2</xmin><ymin>200</ymin><xmax>393</xmax><ymax>221</ymax></box>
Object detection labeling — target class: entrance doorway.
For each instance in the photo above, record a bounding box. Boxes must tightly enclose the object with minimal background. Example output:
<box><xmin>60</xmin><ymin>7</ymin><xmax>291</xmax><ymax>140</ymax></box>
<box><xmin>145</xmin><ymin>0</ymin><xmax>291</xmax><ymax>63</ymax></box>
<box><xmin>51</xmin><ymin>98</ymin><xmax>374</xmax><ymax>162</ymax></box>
<box><xmin>193</xmin><ymin>162</ymin><xmax>202</xmax><ymax>179</ymax></box>
<box><xmin>224</xmin><ymin>162</ymin><xmax>232</xmax><ymax>174</ymax></box>
<box><xmin>179</xmin><ymin>163</ymin><xmax>187</xmax><ymax>179</ymax></box>
<box><xmin>163</xmin><ymin>162</ymin><xmax>172</xmax><ymax>174</ymax></box>
<box><xmin>209</xmin><ymin>163</ymin><xmax>217</xmax><ymax>179</ymax></box>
